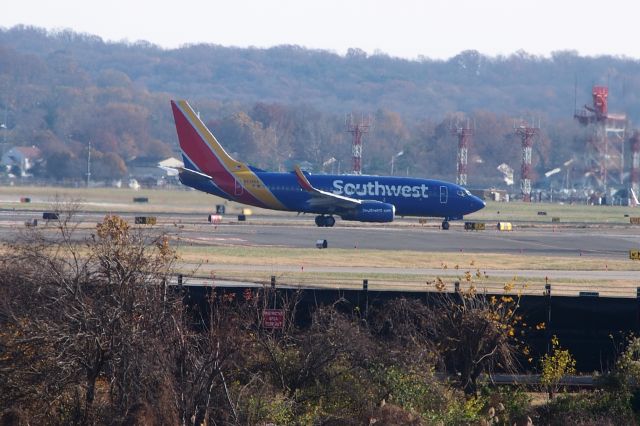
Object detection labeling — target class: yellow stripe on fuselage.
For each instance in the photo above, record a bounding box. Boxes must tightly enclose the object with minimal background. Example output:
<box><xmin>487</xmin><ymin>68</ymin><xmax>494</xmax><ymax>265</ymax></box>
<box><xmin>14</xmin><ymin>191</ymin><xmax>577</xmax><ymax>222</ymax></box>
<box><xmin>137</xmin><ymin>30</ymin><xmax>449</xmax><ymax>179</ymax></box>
<box><xmin>177</xmin><ymin>100</ymin><xmax>286</xmax><ymax>210</ymax></box>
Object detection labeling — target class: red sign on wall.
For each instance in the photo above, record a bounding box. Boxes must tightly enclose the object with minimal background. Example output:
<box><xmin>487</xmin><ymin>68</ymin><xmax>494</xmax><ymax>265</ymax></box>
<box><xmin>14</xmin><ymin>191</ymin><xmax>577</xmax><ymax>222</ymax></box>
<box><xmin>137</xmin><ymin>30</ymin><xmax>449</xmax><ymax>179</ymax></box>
<box><xmin>262</xmin><ymin>309</ymin><xmax>285</xmax><ymax>329</ymax></box>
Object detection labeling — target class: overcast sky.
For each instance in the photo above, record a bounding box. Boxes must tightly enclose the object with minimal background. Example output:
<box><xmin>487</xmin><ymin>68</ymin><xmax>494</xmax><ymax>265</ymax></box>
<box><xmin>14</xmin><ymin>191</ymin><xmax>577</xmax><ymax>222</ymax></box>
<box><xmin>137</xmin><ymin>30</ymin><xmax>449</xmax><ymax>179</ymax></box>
<box><xmin>2</xmin><ymin>0</ymin><xmax>639</xmax><ymax>60</ymax></box>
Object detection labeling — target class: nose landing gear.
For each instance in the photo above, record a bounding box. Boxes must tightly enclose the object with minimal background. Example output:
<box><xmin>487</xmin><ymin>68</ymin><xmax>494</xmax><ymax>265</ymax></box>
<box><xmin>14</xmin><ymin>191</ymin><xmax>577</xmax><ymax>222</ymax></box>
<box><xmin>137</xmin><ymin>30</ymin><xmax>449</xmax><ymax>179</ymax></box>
<box><xmin>441</xmin><ymin>220</ymin><xmax>450</xmax><ymax>230</ymax></box>
<box><xmin>315</xmin><ymin>215</ymin><xmax>336</xmax><ymax>227</ymax></box>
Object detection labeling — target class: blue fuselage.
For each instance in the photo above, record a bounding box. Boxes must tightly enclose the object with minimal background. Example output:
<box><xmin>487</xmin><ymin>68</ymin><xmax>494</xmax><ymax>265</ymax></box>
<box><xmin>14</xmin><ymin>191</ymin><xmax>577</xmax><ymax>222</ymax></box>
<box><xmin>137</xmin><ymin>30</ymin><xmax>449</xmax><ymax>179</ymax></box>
<box><xmin>182</xmin><ymin>170</ymin><xmax>485</xmax><ymax>220</ymax></box>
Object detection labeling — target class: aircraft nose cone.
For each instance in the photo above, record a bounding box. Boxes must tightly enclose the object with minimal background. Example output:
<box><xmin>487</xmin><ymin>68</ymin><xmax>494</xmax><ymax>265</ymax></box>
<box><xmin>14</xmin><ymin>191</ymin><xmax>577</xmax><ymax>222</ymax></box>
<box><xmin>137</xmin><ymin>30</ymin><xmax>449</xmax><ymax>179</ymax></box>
<box><xmin>468</xmin><ymin>195</ymin><xmax>485</xmax><ymax>214</ymax></box>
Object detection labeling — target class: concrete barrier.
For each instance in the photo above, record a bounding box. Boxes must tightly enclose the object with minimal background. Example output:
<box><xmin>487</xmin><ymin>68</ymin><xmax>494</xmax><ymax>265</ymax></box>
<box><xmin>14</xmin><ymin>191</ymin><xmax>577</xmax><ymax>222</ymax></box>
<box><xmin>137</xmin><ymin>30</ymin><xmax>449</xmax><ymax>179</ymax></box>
<box><xmin>497</xmin><ymin>222</ymin><xmax>513</xmax><ymax>231</ymax></box>
<box><xmin>134</xmin><ymin>216</ymin><xmax>157</xmax><ymax>225</ymax></box>
<box><xmin>464</xmin><ymin>222</ymin><xmax>485</xmax><ymax>231</ymax></box>
<box><xmin>208</xmin><ymin>214</ymin><xmax>223</xmax><ymax>224</ymax></box>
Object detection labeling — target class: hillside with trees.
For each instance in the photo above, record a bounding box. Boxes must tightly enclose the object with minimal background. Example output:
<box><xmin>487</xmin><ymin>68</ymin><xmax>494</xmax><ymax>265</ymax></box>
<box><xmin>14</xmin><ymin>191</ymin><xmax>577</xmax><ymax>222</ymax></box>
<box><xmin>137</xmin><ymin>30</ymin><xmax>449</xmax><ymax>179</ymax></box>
<box><xmin>1</xmin><ymin>25</ymin><xmax>639</xmax><ymax>186</ymax></box>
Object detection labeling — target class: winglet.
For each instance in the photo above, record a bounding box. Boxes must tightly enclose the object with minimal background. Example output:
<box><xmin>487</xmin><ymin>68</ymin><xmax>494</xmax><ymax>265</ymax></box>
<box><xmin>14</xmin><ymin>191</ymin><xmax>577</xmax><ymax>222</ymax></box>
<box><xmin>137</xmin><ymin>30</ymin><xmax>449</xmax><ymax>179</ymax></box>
<box><xmin>294</xmin><ymin>166</ymin><xmax>315</xmax><ymax>192</ymax></box>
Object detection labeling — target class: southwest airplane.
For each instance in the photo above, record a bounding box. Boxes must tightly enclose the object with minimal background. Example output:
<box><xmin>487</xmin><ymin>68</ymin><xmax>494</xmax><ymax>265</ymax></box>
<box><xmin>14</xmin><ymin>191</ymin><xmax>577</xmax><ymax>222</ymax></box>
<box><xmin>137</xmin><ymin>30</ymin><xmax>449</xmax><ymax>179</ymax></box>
<box><xmin>171</xmin><ymin>100</ymin><xmax>485</xmax><ymax>229</ymax></box>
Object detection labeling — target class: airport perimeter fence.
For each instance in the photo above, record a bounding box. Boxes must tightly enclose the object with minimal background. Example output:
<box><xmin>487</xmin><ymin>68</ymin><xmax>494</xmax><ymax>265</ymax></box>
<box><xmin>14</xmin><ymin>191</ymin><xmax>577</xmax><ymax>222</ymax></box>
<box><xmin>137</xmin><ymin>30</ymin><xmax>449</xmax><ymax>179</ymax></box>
<box><xmin>171</xmin><ymin>272</ymin><xmax>640</xmax><ymax>372</ymax></box>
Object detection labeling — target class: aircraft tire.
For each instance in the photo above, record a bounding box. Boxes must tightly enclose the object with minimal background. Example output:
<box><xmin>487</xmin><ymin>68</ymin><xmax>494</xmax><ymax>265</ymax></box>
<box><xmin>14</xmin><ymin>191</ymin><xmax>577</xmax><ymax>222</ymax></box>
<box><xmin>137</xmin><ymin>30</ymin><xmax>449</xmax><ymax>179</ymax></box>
<box><xmin>325</xmin><ymin>216</ymin><xmax>336</xmax><ymax>227</ymax></box>
<box><xmin>315</xmin><ymin>216</ymin><xmax>325</xmax><ymax>227</ymax></box>
<box><xmin>442</xmin><ymin>221</ymin><xmax>450</xmax><ymax>230</ymax></box>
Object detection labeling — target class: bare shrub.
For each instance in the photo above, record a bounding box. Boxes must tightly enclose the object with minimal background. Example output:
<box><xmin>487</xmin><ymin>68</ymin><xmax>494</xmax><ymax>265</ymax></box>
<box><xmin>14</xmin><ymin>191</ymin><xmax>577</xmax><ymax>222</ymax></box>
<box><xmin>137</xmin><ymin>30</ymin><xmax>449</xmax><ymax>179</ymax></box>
<box><xmin>0</xmin><ymin>209</ymin><xmax>179</xmax><ymax>423</ymax></box>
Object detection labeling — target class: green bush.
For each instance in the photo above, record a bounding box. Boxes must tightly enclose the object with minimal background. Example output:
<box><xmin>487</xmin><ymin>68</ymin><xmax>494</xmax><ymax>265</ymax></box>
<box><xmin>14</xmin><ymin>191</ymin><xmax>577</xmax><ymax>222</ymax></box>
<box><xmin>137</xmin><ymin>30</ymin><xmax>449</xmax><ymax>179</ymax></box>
<box><xmin>479</xmin><ymin>386</ymin><xmax>533</xmax><ymax>425</ymax></box>
<box><xmin>537</xmin><ymin>390</ymin><xmax>633</xmax><ymax>425</ymax></box>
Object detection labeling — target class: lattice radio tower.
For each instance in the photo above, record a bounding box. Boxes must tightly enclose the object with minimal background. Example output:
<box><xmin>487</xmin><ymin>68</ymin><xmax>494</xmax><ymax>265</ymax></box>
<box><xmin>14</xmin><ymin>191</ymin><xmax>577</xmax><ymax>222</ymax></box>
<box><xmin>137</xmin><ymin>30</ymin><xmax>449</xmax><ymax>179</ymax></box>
<box><xmin>346</xmin><ymin>113</ymin><xmax>371</xmax><ymax>175</ymax></box>
<box><xmin>574</xmin><ymin>85</ymin><xmax>627</xmax><ymax>198</ymax></box>
<box><xmin>451</xmin><ymin>119</ymin><xmax>473</xmax><ymax>186</ymax></box>
<box><xmin>515</xmin><ymin>121</ymin><xmax>539</xmax><ymax>202</ymax></box>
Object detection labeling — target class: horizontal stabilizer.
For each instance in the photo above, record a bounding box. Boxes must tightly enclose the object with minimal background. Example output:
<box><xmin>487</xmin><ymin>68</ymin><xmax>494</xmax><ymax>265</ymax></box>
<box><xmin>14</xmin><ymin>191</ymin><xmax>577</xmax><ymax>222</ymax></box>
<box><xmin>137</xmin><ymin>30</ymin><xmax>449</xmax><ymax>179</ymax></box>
<box><xmin>176</xmin><ymin>167</ymin><xmax>212</xmax><ymax>181</ymax></box>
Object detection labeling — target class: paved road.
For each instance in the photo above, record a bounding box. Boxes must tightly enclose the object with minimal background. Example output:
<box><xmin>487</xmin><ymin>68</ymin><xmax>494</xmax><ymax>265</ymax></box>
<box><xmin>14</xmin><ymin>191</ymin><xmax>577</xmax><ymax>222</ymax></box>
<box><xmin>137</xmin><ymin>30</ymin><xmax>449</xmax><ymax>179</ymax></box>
<box><xmin>3</xmin><ymin>208</ymin><xmax>639</xmax><ymax>296</ymax></box>
<box><xmin>1</xmin><ymin>209</ymin><xmax>639</xmax><ymax>259</ymax></box>
<box><xmin>174</xmin><ymin>222</ymin><xmax>640</xmax><ymax>260</ymax></box>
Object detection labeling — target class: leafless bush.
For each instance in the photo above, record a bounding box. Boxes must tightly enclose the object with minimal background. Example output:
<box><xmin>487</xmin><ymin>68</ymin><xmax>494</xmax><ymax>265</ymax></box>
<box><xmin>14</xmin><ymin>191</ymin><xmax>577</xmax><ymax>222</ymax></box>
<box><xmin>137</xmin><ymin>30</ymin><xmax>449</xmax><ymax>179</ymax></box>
<box><xmin>0</xmin><ymin>208</ymin><xmax>179</xmax><ymax>424</ymax></box>
<box><xmin>426</xmin><ymin>291</ymin><xmax>524</xmax><ymax>394</ymax></box>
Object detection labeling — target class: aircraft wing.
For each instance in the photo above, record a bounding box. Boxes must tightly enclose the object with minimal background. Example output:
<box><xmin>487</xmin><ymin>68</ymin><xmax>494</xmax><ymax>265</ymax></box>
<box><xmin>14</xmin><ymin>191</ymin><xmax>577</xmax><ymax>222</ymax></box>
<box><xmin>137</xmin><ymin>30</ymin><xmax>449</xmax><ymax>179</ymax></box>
<box><xmin>294</xmin><ymin>166</ymin><xmax>363</xmax><ymax>209</ymax></box>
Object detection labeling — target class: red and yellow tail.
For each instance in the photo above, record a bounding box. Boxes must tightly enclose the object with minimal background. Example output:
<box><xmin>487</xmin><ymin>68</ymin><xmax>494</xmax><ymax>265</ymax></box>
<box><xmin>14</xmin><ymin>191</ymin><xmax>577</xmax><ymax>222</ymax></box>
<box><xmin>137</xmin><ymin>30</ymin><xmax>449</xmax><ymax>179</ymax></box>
<box><xmin>170</xmin><ymin>100</ymin><xmax>285</xmax><ymax>209</ymax></box>
<box><xmin>171</xmin><ymin>100</ymin><xmax>245</xmax><ymax>176</ymax></box>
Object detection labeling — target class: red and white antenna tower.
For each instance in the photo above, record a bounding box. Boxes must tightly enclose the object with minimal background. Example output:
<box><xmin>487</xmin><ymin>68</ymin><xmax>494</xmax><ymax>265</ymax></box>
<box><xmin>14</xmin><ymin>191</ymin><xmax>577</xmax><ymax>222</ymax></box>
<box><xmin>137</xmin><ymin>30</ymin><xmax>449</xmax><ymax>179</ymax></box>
<box><xmin>515</xmin><ymin>121</ymin><xmax>539</xmax><ymax>202</ymax></box>
<box><xmin>346</xmin><ymin>113</ymin><xmax>371</xmax><ymax>175</ymax></box>
<box><xmin>451</xmin><ymin>120</ymin><xmax>473</xmax><ymax>186</ymax></box>
<box><xmin>574</xmin><ymin>85</ymin><xmax>627</xmax><ymax>198</ymax></box>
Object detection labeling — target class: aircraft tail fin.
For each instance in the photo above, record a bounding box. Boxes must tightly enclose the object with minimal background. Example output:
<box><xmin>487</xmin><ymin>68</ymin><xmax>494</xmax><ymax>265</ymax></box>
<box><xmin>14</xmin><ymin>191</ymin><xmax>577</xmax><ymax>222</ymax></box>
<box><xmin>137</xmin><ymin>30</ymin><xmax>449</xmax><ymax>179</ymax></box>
<box><xmin>171</xmin><ymin>100</ymin><xmax>246</xmax><ymax>176</ymax></box>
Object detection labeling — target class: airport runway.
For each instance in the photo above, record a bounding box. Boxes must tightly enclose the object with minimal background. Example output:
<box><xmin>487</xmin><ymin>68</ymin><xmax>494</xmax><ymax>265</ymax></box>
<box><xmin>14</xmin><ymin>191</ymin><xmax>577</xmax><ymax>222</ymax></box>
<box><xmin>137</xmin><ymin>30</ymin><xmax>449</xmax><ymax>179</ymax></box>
<box><xmin>1</xmin><ymin>209</ymin><xmax>639</xmax><ymax>260</ymax></box>
<box><xmin>2</xmin><ymin>208</ymin><xmax>639</xmax><ymax>296</ymax></box>
<box><xmin>173</xmin><ymin>221</ymin><xmax>640</xmax><ymax>260</ymax></box>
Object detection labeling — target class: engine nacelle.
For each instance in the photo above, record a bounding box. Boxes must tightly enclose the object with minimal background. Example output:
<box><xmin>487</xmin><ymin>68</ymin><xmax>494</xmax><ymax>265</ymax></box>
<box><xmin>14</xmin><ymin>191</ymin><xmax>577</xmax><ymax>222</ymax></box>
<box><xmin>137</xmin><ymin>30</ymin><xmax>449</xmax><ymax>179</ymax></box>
<box><xmin>340</xmin><ymin>201</ymin><xmax>395</xmax><ymax>223</ymax></box>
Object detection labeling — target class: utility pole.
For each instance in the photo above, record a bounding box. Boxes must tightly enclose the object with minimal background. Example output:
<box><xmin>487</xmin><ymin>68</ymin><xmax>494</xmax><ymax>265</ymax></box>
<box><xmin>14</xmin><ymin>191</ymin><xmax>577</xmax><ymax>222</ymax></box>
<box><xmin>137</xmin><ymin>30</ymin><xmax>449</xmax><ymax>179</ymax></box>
<box><xmin>2</xmin><ymin>104</ymin><xmax>7</xmax><ymax>144</ymax></box>
<box><xmin>390</xmin><ymin>150</ymin><xmax>404</xmax><ymax>175</ymax></box>
<box><xmin>86</xmin><ymin>140</ymin><xmax>92</xmax><ymax>187</ymax></box>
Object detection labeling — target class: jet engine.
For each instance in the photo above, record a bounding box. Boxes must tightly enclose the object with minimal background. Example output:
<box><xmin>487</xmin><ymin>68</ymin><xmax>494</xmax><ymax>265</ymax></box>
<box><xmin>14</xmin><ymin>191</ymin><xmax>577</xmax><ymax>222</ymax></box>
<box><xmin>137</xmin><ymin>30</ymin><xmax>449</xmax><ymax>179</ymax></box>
<box><xmin>340</xmin><ymin>201</ymin><xmax>395</xmax><ymax>223</ymax></box>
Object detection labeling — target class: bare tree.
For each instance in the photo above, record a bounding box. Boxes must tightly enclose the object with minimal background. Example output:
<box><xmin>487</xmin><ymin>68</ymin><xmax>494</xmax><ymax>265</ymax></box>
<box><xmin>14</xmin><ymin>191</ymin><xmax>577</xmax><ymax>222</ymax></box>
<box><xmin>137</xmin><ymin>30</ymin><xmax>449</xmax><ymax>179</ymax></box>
<box><xmin>0</xmin><ymin>209</ymin><xmax>179</xmax><ymax>424</ymax></box>
<box><xmin>426</xmin><ymin>291</ymin><xmax>524</xmax><ymax>394</ymax></box>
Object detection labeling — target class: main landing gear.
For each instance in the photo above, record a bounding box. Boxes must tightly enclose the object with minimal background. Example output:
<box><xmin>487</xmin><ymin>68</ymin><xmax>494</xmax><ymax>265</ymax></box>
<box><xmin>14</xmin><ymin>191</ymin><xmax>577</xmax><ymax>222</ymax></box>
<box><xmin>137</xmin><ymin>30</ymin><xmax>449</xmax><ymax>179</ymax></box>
<box><xmin>441</xmin><ymin>220</ymin><xmax>450</xmax><ymax>230</ymax></box>
<box><xmin>315</xmin><ymin>215</ymin><xmax>336</xmax><ymax>227</ymax></box>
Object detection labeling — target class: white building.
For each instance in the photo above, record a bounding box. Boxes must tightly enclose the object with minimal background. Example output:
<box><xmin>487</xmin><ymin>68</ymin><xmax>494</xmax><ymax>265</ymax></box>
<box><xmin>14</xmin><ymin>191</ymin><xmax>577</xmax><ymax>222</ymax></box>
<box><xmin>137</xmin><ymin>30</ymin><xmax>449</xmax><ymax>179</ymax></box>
<box><xmin>1</xmin><ymin>146</ymin><xmax>42</xmax><ymax>176</ymax></box>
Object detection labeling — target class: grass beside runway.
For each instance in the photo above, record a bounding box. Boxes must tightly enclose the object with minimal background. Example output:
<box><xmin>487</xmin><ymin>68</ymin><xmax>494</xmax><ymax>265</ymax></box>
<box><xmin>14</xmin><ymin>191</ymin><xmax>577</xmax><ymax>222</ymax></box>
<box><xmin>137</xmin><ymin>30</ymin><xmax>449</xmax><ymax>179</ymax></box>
<box><xmin>1</xmin><ymin>186</ymin><xmax>639</xmax><ymax>224</ymax></box>
<box><xmin>470</xmin><ymin>200</ymin><xmax>639</xmax><ymax>224</ymax></box>
<box><xmin>174</xmin><ymin>245</ymin><xmax>640</xmax><ymax>297</ymax></box>
<box><xmin>2</xmin><ymin>185</ymin><xmax>638</xmax><ymax>295</ymax></box>
<box><xmin>176</xmin><ymin>246</ymin><xmax>640</xmax><ymax>271</ymax></box>
<box><xmin>0</xmin><ymin>185</ymin><xmax>270</xmax><ymax>215</ymax></box>
<box><xmin>177</xmin><ymin>267</ymin><xmax>640</xmax><ymax>298</ymax></box>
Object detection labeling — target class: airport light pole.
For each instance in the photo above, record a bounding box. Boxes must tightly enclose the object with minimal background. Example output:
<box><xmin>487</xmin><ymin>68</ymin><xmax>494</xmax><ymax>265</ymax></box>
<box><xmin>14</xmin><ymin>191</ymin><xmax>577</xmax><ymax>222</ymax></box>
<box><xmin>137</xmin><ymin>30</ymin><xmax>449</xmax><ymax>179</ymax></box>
<box><xmin>1</xmin><ymin>104</ymin><xmax>7</xmax><ymax>161</ymax></box>
<box><xmin>86</xmin><ymin>140</ymin><xmax>92</xmax><ymax>187</ymax></box>
<box><xmin>2</xmin><ymin>103</ymin><xmax>7</xmax><ymax>145</ymax></box>
<box><xmin>390</xmin><ymin>150</ymin><xmax>404</xmax><ymax>176</ymax></box>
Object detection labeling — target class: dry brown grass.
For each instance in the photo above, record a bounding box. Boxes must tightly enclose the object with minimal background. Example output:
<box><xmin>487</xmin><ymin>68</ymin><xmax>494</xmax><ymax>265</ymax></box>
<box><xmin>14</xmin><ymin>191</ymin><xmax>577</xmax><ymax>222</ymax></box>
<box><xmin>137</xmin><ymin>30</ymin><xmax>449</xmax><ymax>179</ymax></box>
<box><xmin>176</xmin><ymin>245</ymin><xmax>640</xmax><ymax>271</ymax></box>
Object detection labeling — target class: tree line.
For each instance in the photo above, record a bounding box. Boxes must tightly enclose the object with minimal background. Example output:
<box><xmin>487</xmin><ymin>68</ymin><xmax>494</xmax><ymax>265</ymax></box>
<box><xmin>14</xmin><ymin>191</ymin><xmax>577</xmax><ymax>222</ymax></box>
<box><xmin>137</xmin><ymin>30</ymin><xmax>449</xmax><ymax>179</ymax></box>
<box><xmin>0</xmin><ymin>25</ymin><xmax>637</xmax><ymax>187</ymax></box>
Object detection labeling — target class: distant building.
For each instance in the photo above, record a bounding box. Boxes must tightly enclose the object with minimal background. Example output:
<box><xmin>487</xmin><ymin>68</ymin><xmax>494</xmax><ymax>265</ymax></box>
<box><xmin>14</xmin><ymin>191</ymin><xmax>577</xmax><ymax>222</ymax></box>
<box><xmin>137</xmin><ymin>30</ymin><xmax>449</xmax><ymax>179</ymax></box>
<box><xmin>158</xmin><ymin>157</ymin><xmax>183</xmax><ymax>169</ymax></box>
<box><xmin>470</xmin><ymin>188</ymin><xmax>508</xmax><ymax>202</ymax></box>
<box><xmin>127</xmin><ymin>156</ymin><xmax>183</xmax><ymax>187</ymax></box>
<box><xmin>1</xmin><ymin>146</ymin><xmax>42</xmax><ymax>176</ymax></box>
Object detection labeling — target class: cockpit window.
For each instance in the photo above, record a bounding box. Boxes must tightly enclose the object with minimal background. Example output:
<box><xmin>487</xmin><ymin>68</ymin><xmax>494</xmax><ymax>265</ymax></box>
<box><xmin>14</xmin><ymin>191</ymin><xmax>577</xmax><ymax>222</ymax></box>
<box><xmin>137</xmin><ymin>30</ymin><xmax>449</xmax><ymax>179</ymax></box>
<box><xmin>457</xmin><ymin>189</ymin><xmax>467</xmax><ymax>197</ymax></box>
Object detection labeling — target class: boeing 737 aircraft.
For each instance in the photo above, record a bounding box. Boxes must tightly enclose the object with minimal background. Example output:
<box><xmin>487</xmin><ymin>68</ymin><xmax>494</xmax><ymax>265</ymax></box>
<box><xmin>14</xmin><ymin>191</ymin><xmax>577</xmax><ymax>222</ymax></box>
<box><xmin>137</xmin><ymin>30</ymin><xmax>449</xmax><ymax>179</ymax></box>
<box><xmin>171</xmin><ymin>100</ymin><xmax>485</xmax><ymax>229</ymax></box>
